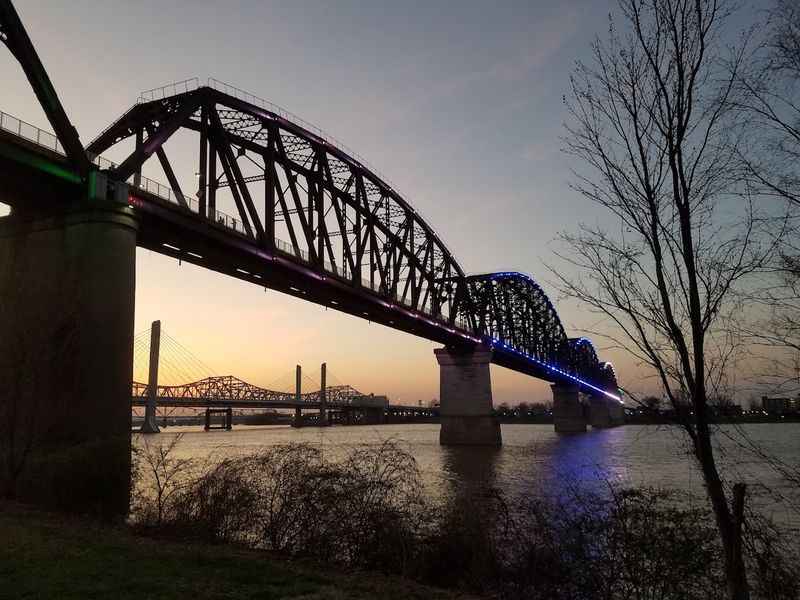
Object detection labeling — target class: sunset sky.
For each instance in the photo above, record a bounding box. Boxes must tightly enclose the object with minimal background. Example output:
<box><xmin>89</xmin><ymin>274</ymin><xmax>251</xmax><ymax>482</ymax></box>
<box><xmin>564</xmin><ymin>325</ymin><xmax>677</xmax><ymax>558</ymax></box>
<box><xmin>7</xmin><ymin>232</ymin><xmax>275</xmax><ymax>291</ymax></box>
<box><xmin>3</xmin><ymin>0</ymin><xmax>759</xmax><ymax>404</ymax></box>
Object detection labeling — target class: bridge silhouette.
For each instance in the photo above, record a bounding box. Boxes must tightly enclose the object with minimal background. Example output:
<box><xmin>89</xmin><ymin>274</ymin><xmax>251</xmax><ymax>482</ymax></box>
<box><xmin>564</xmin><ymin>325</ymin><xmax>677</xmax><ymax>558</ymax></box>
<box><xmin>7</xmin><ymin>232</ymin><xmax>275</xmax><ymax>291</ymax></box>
<box><xmin>0</xmin><ymin>0</ymin><xmax>622</xmax><ymax>515</ymax></box>
<box><xmin>130</xmin><ymin>321</ymin><xmax>418</xmax><ymax>431</ymax></box>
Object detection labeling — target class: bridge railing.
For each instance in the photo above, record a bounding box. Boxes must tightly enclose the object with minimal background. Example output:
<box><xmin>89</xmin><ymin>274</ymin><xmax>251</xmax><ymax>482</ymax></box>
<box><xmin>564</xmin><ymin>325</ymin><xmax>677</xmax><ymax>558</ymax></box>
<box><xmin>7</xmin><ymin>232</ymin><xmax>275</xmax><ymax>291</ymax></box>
<box><xmin>138</xmin><ymin>77</ymin><xmax>200</xmax><ymax>103</ymax></box>
<box><xmin>134</xmin><ymin>78</ymin><xmax>401</xmax><ymax>197</ymax></box>
<box><xmin>0</xmin><ymin>109</ymin><xmax>64</xmax><ymax>155</ymax></box>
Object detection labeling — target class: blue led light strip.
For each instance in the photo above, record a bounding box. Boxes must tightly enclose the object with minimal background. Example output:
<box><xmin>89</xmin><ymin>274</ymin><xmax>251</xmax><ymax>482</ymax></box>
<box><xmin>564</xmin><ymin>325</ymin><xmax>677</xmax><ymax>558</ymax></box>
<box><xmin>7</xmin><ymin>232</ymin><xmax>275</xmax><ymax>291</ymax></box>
<box><xmin>488</xmin><ymin>338</ymin><xmax>622</xmax><ymax>403</ymax></box>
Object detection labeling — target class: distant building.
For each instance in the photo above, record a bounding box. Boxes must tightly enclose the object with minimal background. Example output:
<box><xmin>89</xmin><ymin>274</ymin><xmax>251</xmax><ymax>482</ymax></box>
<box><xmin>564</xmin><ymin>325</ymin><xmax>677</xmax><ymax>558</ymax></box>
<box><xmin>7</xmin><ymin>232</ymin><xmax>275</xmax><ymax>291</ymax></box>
<box><xmin>354</xmin><ymin>394</ymin><xmax>389</xmax><ymax>409</ymax></box>
<box><xmin>713</xmin><ymin>403</ymin><xmax>742</xmax><ymax>417</ymax></box>
<box><xmin>761</xmin><ymin>396</ymin><xmax>799</xmax><ymax>414</ymax></box>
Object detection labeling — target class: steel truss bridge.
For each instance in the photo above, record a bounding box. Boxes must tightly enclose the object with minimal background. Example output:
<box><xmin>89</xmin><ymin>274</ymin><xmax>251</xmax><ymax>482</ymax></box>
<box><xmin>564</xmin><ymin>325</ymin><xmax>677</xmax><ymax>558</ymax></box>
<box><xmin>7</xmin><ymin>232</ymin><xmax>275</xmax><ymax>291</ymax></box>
<box><xmin>0</xmin><ymin>2</ymin><xmax>619</xmax><ymax>401</ymax></box>
<box><xmin>131</xmin><ymin>376</ymin><xmax>375</xmax><ymax>410</ymax></box>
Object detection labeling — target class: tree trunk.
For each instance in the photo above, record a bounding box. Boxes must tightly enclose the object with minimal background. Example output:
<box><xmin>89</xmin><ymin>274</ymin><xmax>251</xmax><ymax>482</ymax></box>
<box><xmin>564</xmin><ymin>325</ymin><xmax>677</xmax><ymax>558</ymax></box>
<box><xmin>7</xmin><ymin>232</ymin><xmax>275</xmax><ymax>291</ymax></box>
<box><xmin>694</xmin><ymin>424</ymin><xmax>749</xmax><ymax>599</ymax></box>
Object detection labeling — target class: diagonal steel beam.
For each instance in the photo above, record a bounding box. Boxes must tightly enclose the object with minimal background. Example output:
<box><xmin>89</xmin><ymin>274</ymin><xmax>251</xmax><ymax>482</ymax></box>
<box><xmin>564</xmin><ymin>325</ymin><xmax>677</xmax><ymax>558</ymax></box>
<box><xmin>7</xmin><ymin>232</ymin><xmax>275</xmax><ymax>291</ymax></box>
<box><xmin>0</xmin><ymin>0</ymin><xmax>90</xmax><ymax>177</ymax></box>
<box><xmin>155</xmin><ymin>147</ymin><xmax>188</xmax><ymax>208</ymax></box>
<box><xmin>209</xmin><ymin>107</ymin><xmax>264</xmax><ymax>242</ymax></box>
<box><xmin>111</xmin><ymin>97</ymin><xmax>201</xmax><ymax>182</ymax></box>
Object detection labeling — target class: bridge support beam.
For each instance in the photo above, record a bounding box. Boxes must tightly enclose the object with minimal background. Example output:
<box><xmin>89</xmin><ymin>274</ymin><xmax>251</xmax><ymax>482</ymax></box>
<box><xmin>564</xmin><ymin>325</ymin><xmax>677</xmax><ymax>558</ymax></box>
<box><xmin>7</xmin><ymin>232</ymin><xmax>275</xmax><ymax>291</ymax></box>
<box><xmin>552</xmin><ymin>384</ymin><xmax>587</xmax><ymax>433</ymax></box>
<box><xmin>435</xmin><ymin>348</ymin><xmax>501</xmax><ymax>446</ymax></box>
<box><xmin>588</xmin><ymin>395</ymin><xmax>625</xmax><ymax>428</ymax></box>
<box><xmin>0</xmin><ymin>206</ymin><xmax>137</xmax><ymax>516</ymax></box>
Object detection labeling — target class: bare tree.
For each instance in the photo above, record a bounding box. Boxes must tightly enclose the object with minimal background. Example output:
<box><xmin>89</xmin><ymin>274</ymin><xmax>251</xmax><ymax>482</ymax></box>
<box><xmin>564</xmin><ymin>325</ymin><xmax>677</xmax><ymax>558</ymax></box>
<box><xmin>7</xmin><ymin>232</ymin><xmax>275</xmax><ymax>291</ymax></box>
<box><xmin>134</xmin><ymin>433</ymin><xmax>194</xmax><ymax>525</ymax></box>
<box><xmin>734</xmin><ymin>0</ymin><xmax>800</xmax><ymax>394</ymax></box>
<box><xmin>556</xmin><ymin>1</ymin><xmax>772</xmax><ymax>598</ymax></box>
<box><xmin>737</xmin><ymin>0</ymin><xmax>800</xmax><ymax>207</ymax></box>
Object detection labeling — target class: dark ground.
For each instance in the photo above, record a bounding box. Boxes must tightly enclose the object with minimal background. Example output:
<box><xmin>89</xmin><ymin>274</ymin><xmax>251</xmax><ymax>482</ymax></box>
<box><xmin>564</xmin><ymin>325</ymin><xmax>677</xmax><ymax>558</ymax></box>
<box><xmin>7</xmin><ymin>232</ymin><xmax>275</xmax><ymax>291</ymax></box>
<box><xmin>0</xmin><ymin>502</ymin><xmax>476</xmax><ymax>600</ymax></box>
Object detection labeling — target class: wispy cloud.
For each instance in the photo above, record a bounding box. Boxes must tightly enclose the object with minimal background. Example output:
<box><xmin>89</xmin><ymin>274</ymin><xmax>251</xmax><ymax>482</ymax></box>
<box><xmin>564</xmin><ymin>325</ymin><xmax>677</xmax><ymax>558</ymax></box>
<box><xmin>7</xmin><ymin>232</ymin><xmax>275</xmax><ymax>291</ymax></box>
<box><xmin>409</xmin><ymin>6</ymin><xmax>581</xmax><ymax>111</ymax></box>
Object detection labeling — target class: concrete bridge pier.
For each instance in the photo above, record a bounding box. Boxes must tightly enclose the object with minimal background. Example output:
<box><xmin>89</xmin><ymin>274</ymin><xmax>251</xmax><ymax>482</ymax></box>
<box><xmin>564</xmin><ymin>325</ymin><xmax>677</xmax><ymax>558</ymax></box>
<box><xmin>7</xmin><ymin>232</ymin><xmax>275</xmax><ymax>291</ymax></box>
<box><xmin>588</xmin><ymin>395</ymin><xmax>624</xmax><ymax>428</ymax></box>
<box><xmin>0</xmin><ymin>205</ymin><xmax>137</xmax><ymax>516</ymax></box>
<box><xmin>435</xmin><ymin>347</ymin><xmax>501</xmax><ymax>446</ymax></box>
<box><xmin>552</xmin><ymin>384</ymin><xmax>587</xmax><ymax>433</ymax></box>
<box><xmin>204</xmin><ymin>408</ymin><xmax>232</xmax><ymax>430</ymax></box>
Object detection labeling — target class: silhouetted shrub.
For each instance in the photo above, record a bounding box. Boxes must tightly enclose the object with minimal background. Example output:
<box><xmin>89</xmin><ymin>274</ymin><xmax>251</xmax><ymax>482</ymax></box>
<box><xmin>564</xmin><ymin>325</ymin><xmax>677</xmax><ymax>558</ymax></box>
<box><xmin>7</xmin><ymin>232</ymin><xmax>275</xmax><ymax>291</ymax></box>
<box><xmin>500</xmin><ymin>487</ymin><xmax>725</xmax><ymax>599</ymax></box>
<box><xmin>134</xmin><ymin>441</ymin><xmax>429</xmax><ymax>573</ymax></box>
<box><xmin>742</xmin><ymin>509</ymin><xmax>799</xmax><ymax>600</ymax></box>
<box><xmin>130</xmin><ymin>439</ymin><xmax>798</xmax><ymax>599</ymax></box>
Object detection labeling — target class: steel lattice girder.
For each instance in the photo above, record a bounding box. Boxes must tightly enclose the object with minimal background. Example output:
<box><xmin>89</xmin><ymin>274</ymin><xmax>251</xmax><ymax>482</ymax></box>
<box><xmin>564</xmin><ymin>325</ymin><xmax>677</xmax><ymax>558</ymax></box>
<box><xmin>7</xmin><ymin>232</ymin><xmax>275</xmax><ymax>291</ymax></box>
<box><xmin>458</xmin><ymin>272</ymin><xmax>569</xmax><ymax>366</ymax></box>
<box><xmin>88</xmin><ymin>87</ymin><xmax>464</xmax><ymax>322</ymax></box>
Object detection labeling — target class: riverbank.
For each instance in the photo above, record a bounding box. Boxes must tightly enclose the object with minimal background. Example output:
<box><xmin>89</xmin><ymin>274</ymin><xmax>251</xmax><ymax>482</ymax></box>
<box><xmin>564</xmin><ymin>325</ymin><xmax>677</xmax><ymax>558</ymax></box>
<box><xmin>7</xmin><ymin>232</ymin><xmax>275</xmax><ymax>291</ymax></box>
<box><xmin>0</xmin><ymin>502</ymin><xmax>474</xmax><ymax>600</ymax></box>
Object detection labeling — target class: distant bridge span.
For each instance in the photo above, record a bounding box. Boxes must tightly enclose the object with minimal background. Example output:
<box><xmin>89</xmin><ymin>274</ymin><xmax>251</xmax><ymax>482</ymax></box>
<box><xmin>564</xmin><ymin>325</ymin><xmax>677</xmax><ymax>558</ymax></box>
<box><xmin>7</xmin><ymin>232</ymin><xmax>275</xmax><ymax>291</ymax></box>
<box><xmin>131</xmin><ymin>376</ymin><xmax>372</xmax><ymax>411</ymax></box>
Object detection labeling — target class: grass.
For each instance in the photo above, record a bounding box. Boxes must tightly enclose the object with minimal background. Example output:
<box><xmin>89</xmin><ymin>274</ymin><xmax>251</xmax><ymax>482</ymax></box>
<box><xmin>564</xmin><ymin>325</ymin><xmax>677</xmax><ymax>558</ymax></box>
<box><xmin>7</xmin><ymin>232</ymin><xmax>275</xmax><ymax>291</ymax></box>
<box><xmin>0</xmin><ymin>502</ymin><xmax>474</xmax><ymax>600</ymax></box>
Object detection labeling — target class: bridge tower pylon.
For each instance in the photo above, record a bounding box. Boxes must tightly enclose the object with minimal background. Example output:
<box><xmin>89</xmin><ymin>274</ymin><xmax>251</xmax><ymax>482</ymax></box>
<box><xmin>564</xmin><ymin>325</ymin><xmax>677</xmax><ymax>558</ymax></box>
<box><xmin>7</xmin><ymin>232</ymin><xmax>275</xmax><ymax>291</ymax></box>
<box><xmin>292</xmin><ymin>365</ymin><xmax>302</xmax><ymax>428</ymax></box>
<box><xmin>140</xmin><ymin>320</ymin><xmax>161</xmax><ymax>433</ymax></box>
<box><xmin>319</xmin><ymin>362</ymin><xmax>328</xmax><ymax>426</ymax></box>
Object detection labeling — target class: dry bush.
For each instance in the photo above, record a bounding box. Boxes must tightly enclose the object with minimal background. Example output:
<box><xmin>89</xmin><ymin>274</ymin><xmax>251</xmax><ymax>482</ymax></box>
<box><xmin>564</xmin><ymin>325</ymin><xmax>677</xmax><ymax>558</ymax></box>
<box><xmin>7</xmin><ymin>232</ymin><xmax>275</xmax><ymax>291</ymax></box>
<box><xmin>140</xmin><ymin>441</ymin><xmax>430</xmax><ymax>574</ymax></box>
<box><xmin>131</xmin><ymin>439</ymin><xmax>798</xmax><ymax>599</ymax></box>
<box><xmin>742</xmin><ymin>510</ymin><xmax>799</xmax><ymax>600</ymax></box>
<box><xmin>168</xmin><ymin>456</ymin><xmax>261</xmax><ymax>543</ymax></box>
<box><xmin>428</xmin><ymin>486</ymin><xmax>726</xmax><ymax>600</ymax></box>
<box><xmin>130</xmin><ymin>433</ymin><xmax>195</xmax><ymax>527</ymax></box>
<box><xmin>418</xmin><ymin>486</ymin><xmax>509</xmax><ymax>593</ymax></box>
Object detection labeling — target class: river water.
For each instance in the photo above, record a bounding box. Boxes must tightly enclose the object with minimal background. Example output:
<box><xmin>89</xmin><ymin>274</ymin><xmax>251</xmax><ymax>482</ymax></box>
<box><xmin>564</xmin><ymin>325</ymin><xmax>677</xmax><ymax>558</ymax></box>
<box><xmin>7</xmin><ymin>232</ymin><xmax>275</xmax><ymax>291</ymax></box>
<box><xmin>134</xmin><ymin>422</ymin><xmax>800</xmax><ymax>533</ymax></box>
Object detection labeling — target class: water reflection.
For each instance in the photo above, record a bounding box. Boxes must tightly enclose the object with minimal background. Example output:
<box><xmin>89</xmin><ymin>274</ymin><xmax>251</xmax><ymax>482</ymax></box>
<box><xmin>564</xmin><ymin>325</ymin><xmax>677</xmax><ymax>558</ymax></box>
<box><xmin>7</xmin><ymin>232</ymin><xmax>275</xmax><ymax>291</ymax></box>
<box><xmin>440</xmin><ymin>445</ymin><xmax>502</xmax><ymax>496</ymax></box>
<box><xmin>435</xmin><ymin>428</ymin><xmax>632</xmax><ymax>509</ymax></box>
<box><xmin>550</xmin><ymin>429</ymin><xmax>628</xmax><ymax>486</ymax></box>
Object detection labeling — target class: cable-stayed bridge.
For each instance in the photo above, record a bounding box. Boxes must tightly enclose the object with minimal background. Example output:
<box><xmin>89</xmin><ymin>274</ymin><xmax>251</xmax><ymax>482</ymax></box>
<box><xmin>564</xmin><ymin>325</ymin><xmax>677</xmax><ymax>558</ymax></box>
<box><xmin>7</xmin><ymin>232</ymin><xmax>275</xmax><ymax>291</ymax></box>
<box><xmin>129</xmin><ymin>323</ymin><xmax>425</xmax><ymax>431</ymax></box>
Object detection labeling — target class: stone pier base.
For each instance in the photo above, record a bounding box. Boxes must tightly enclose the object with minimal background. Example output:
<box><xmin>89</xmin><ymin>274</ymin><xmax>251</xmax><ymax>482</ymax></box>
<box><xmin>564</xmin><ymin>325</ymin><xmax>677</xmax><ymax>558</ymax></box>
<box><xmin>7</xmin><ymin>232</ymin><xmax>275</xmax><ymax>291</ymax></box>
<box><xmin>140</xmin><ymin>406</ymin><xmax>160</xmax><ymax>434</ymax></box>
<box><xmin>435</xmin><ymin>347</ymin><xmax>501</xmax><ymax>446</ymax></box>
<box><xmin>552</xmin><ymin>383</ymin><xmax>587</xmax><ymax>433</ymax></box>
<box><xmin>0</xmin><ymin>206</ymin><xmax>137</xmax><ymax>516</ymax></box>
<box><xmin>588</xmin><ymin>394</ymin><xmax>625</xmax><ymax>428</ymax></box>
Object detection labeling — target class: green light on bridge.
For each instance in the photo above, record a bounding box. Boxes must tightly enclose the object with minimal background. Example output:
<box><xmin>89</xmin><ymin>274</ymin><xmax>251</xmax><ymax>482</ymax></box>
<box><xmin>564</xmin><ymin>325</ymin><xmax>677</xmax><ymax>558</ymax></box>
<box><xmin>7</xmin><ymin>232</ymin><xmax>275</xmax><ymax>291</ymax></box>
<box><xmin>0</xmin><ymin>140</ymin><xmax>81</xmax><ymax>184</ymax></box>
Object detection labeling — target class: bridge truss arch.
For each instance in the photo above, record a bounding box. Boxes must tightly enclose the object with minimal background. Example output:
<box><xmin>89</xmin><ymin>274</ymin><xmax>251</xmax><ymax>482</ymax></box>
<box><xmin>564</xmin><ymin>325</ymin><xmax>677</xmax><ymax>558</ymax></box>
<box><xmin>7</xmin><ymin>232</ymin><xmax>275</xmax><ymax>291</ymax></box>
<box><xmin>88</xmin><ymin>84</ymin><xmax>465</xmax><ymax>322</ymax></box>
<box><xmin>457</xmin><ymin>272</ymin><xmax>568</xmax><ymax>367</ymax></box>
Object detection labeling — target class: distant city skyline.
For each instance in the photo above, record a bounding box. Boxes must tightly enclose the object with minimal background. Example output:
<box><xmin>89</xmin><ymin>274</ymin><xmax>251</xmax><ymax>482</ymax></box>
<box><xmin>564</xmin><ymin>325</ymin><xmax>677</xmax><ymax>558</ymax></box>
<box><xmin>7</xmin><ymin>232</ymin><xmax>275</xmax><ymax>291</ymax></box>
<box><xmin>0</xmin><ymin>0</ymin><xmax>763</xmax><ymax>404</ymax></box>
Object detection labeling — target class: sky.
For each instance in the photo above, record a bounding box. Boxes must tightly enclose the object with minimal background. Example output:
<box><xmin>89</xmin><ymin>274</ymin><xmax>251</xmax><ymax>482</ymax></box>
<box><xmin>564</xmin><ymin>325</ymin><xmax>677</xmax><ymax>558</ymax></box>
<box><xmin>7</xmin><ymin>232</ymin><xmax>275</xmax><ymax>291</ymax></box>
<box><xmin>1</xmin><ymin>0</ymin><xmax>759</xmax><ymax>404</ymax></box>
